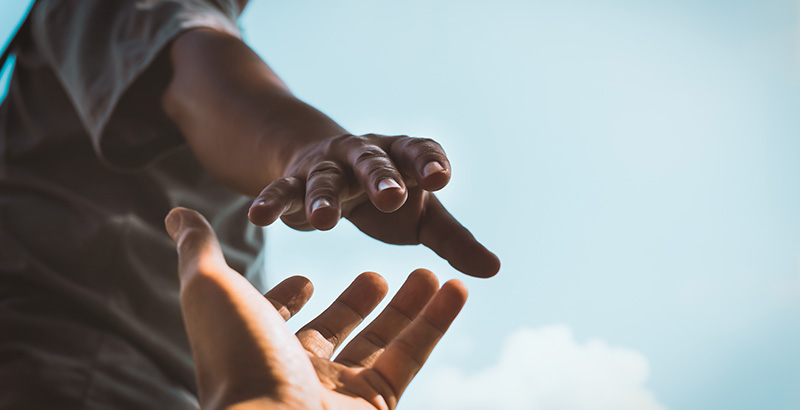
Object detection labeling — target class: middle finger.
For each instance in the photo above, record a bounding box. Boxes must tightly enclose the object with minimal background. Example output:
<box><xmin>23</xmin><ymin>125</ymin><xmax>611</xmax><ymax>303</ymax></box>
<box><xmin>304</xmin><ymin>160</ymin><xmax>348</xmax><ymax>230</ymax></box>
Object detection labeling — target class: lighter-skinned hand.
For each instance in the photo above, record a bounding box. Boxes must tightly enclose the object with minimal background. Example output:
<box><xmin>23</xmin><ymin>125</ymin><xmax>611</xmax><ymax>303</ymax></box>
<box><xmin>165</xmin><ymin>207</ymin><xmax>468</xmax><ymax>410</ymax></box>
<box><xmin>246</xmin><ymin>133</ymin><xmax>500</xmax><ymax>278</ymax></box>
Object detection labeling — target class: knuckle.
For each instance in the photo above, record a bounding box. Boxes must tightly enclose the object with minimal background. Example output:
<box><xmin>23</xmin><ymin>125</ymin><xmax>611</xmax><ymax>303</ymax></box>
<box><xmin>265</xmin><ymin>176</ymin><xmax>301</xmax><ymax>197</ymax></box>
<box><xmin>305</xmin><ymin>161</ymin><xmax>346</xmax><ymax>198</ymax></box>
<box><xmin>277</xmin><ymin>176</ymin><xmax>302</xmax><ymax>187</ymax></box>
<box><xmin>410</xmin><ymin>136</ymin><xmax>443</xmax><ymax>152</ymax></box>
<box><xmin>361</xmin><ymin>132</ymin><xmax>393</xmax><ymax>144</ymax></box>
<box><xmin>176</xmin><ymin>227</ymin><xmax>211</xmax><ymax>257</ymax></box>
<box><xmin>414</xmin><ymin>143</ymin><xmax>448</xmax><ymax>166</ymax></box>
<box><xmin>330</xmin><ymin>133</ymin><xmax>368</xmax><ymax>152</ymax></box>
<box><xmin>391</xmin><ymin>337</ymin><xmax>426</xmax><ymax>368</ymax></box>
<box><xmin>361</xmin><ymin>330</ymin><xmax>391</xmax><ymax>349</ymax></box>
<box><xmin>366</xmin><ymin>164</ymin><xmax>398</xmax><ymax>181</ymax></box>
<box><xmin>353</xmin><ymin>145</ymin><xmax>390</xmax><ymax>166</ymax></box>
<box><xmin>391</xmin><ymin>136</ymin><xmax>443</xmax><ymax>155</ymax></box>
<box><xmin>307</xmin><ymin>160</ymin><xmax>344</xmax><ymax>180</ymax></box>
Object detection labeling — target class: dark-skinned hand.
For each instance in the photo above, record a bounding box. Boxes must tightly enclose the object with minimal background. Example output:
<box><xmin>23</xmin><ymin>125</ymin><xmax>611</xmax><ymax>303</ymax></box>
<box><xmin>247</xmin><ymin>133</ymin><xmax>501</xmax><ymax>278</ymax></box>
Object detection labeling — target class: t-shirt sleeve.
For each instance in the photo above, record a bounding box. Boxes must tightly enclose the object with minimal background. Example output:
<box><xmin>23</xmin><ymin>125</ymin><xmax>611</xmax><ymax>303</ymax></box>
<box><xmin>29</xmin><ymin>0</ymin><xmax>243</xmax><ymax>169</ymax></box>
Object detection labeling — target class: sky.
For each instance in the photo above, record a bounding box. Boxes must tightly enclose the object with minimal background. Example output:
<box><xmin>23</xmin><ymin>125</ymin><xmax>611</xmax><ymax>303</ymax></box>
<box><xmin>2</xmin><ymin>1</ymin><xmax>799</xmax><ymax>409</ymax></box>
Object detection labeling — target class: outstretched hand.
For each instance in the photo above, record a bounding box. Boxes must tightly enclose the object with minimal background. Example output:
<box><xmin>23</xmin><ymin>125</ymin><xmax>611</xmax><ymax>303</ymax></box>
<box><xmin>166</xmin><ymin>207</ymin><xmax>468</xmax><ymax>410</ymax></box>
<box><xmin>247</xmin><ymin>133</ymin><xmax>500</xmax><ymax>278</ymax></box>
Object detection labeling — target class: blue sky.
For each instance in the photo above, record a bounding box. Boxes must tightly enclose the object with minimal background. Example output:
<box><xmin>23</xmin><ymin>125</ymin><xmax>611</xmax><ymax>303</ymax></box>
<box><xmin>2</xmin><ymin>1</ymin><xmax>799</xmax><ymax>409</ymax></box>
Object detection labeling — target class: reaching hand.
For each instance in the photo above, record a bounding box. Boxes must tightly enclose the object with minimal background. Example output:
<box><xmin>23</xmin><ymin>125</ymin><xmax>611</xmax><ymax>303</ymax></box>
<box><xmin>246</xmin><ymin>133</ymin><xmax>500</xmax><ymax>278</ymax></box>
<box><xmin>165</xmin><ymin>207</ymin><xmax>468</xmax><ymax>410</ymax></box>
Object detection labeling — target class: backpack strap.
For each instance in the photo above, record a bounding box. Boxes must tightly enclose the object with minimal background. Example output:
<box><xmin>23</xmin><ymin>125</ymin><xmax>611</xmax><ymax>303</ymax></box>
<box><xmin>0</xmin><ymin>1</ymin><xmax>36</xmax><ymax>69</ymax></box>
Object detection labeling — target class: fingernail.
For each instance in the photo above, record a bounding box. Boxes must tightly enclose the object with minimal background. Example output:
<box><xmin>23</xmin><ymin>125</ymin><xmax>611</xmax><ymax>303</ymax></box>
<box><xmin>311</xmin><ymin>198</ymin><xmax>331</xmax><ymax>213</ymax></box>
<box><xmin>377</xmin><ymin>178</ymin><xmax>401</xmax><ymax>191</ymax></box>
<box><xmin>164</xmin><ymin>210</ymin><xmax>183</xmax><ymax>240</ymax></box>
<box><xmin>422</xmin><ymin>161</ymin><xmax>444</xmax><ymax>178</ymax></box>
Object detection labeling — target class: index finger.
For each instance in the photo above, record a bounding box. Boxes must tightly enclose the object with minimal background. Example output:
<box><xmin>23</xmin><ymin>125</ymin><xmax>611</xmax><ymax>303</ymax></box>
<box><xmin>263</xmin><ymin>276</ymin><xmax>314</xmax><ymax>321</ymax></box>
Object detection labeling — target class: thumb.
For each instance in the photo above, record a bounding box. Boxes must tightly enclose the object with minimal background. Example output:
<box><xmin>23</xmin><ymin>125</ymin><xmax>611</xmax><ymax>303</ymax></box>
<box><xmin>418</xmin><ymin>196</ymin><xmax>501</xmax><ymax>278</ymax></box>
<box><xmin>165</xmin><ymin>207</ymin><xmax>227</xmax><ymax>285</ymax></box>
<box><xmin>164</xmin><ymin>207</ymin><xmax>319</xmax><ymax>408</ymax></box>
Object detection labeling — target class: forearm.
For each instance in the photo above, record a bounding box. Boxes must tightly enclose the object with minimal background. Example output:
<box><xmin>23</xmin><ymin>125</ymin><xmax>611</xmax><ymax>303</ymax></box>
<box><xmin>162</xmin><ymin>28</ymin><xmax>346</xmax><ymax>196</ymax></box>
<box><xmin>162</xmin><ymin>27</ymin><xmax>500</xmax><ymax>278</ymax></box>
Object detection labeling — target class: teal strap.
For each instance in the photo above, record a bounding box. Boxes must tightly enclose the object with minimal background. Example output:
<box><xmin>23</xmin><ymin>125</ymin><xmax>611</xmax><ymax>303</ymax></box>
<box><xmin>0</xmin><ymin>0</ymin><xmax>36</xmax><ymax>69</ymax></box>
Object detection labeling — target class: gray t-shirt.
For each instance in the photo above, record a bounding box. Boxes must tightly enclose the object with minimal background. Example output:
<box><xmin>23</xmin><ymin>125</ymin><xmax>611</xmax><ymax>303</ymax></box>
<box><xmin>0</xmin><ymin>1</ymin><xmax>265</xmax><ymax>408</ymax></box>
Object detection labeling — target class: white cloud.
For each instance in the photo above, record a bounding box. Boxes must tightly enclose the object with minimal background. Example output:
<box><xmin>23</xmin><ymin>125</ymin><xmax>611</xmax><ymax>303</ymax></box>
<box><xmin>405</xmin><ymin>325</ymin><xmax>666</xmax><ymax>410</ymax></box>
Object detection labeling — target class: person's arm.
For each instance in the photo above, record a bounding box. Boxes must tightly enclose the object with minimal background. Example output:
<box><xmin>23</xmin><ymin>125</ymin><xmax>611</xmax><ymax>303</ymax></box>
<box><xmin>162</xmin><ymin>28</ymin><xmax>500</xmax><ymax>277</ymax></box>
<box><xmin>163</xmin><ymin>28</ymin><xmax>350</xmax><ymax>196</ymax></box>
<box><xmin>165</xmin><ymin>207</ymin><xmax>467</xmax><ymax>410</ymax></box>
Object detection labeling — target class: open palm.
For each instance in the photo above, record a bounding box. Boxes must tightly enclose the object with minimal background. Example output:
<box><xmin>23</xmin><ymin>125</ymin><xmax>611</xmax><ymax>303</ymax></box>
<box><xmin>165</xmin><ymin>207</ymin><xmax>467</xmax><ymax>410</ymax></box>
